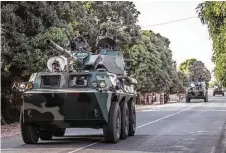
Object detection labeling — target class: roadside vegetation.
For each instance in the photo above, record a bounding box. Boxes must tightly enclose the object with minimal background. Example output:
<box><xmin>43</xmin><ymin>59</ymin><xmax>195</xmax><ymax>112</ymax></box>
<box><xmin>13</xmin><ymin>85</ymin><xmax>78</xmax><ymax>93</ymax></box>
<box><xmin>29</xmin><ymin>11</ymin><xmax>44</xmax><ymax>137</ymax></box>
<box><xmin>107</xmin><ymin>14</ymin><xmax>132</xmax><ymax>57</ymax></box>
<box><xmin>178</xmin><ymin>58</ymin><xmax>211</xmax><ymax>86</ymax></box>
<box><xmin>197</xmin><ymin>1</ymin><xmax>226</xmax><ymax>87</ymax></box>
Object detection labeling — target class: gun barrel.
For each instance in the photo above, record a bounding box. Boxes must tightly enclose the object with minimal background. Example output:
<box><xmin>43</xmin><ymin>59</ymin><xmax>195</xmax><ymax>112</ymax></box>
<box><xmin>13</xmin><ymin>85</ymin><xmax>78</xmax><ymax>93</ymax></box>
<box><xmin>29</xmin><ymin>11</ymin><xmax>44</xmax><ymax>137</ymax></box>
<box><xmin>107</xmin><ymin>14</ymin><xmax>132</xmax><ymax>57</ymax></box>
<box><xmin>46</xmin><ymin>40</ymin><xmax>77</xmax><ymax>63</ymax></box>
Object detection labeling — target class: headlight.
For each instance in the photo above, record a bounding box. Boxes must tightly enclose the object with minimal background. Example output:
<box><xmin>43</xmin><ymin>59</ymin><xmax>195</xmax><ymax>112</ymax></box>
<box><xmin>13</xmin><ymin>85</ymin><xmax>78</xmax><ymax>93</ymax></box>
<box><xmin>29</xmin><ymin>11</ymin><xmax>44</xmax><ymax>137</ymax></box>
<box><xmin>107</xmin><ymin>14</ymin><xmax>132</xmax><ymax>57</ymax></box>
<box><xmin>19</xmin><ymin>82</ymin><xmax>33</xmax><ymax>90</ymax></box>
<box><xmin>26</xmin><ymin>82</ymin><xmax>33</xmax><ymax>90</ymax></box>
<box><xmin>19</xmin><ymin>83</ymin><xmax>26</xmax><ymax>90</ymax></box>
<box><xmin>92</xmin><ymin>81</ymin><xmax>98</xmax><ymax>88</ymax></box>
<box><xmin>99</xmin><ymin>81</ymin><xmax>106</xmax><ymax>88</ymax></box>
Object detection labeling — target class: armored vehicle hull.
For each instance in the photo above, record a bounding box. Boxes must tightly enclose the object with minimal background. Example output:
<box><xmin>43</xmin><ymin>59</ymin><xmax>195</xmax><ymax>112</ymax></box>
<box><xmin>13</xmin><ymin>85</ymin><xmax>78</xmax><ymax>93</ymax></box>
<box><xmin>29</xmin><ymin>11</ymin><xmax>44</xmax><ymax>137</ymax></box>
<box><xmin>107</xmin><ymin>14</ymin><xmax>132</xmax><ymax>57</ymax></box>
<box><xmin>186</xmin><ymin>90</ymin><xmax>208</xmax><ymax>102</ymax></box>
<box><xmin>22</xmin><ymin>90</ymin><xmax>135</xmax><ymax>128</ymax></box>
<box><xmin>186</xmin><ymin>82</ymin><xmax>208</xmax><ymax>102</ymax></box>
<box><xmin>19</xmin><ymin>71</ymin><xmax>137</xmax><ymax>144</ymax></box>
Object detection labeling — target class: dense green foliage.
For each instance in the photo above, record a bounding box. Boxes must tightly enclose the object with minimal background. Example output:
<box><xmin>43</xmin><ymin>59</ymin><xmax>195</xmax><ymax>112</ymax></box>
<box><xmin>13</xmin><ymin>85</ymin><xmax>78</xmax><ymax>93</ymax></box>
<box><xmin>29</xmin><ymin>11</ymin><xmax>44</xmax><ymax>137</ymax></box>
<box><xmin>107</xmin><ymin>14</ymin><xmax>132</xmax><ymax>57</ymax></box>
<box><xmin>179</xmin><ymin>58</ymin><xmax>211</xmax><ymax>84</ymax></box>
<box><xmin>197</xmin><ymin>2</ymin><xmax>226</xmax><ymax>86</ymax></box>
<box><xmin>1</xmin><ymin>1</ymin><xmax>186</xmax><ymax>123</ymax></box>
<box><xmin>127</xmin><ymin>30</ymin><xmax>187</xmax><ymax>93</ymax></box>
<box><xmin>209</xmin><ymin>80</ymin><xmax>221</xmax><ymax>88</ymax></box>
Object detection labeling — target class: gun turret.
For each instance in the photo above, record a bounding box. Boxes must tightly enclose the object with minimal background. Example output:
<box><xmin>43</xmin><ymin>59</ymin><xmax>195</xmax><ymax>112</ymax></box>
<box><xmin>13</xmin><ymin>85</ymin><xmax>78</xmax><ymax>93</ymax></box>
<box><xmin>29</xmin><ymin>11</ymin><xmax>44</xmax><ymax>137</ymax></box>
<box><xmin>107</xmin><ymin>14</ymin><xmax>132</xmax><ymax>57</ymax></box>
<box><xmin>46</xmin><ymin>39</ymin><xmax>89</xmax><ymax>72</ymax></box>
<box><xmin>46</xmin><ymin>40</ymin><xmax>78</xmax><ymax>63</ymax></box>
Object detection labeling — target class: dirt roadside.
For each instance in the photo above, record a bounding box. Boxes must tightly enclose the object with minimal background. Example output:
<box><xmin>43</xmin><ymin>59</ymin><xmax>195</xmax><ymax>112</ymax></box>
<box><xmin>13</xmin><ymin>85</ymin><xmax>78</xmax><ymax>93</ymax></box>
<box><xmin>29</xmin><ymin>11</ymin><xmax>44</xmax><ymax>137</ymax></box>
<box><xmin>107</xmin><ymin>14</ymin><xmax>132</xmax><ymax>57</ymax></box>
<box><xmin>1</xmin><ymin>122</ymin><xmax>21</xmax><ymax>141</ymax></box>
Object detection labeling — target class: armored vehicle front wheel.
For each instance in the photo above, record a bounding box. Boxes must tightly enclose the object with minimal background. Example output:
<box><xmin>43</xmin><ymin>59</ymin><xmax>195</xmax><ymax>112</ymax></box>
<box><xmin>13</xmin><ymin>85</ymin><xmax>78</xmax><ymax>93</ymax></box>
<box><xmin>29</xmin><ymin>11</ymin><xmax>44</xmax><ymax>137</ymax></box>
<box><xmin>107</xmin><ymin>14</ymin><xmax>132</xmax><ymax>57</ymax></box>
<box><xmin>54</xmin><ymin>128</ymin><xmax>66</xmax><ymax>137</ymax></box>
<box><xmin>128</xmin><ymin>100</ymin><xmax>136</xmax><ymax>136</ymax></box>
<box><xmin>39</xmin><ymin>130</ymin><xmax>53</xmax><ymax>140</ymax></box>
<box><xmin>120</xmin><ymin>101</ymin><xmax>129</xmax><ymax>140</ymax></box>
<box><xmin>20</xmin><ymin>111</ymin><xmax>39</xmax><ymax>144</ymax></box>
<box><xmin>223</xmin><ymin>93</ymin><xmax>225</xmax><ymax>96</ymax></box>
<box><xmin>103</xmin><ymin>102</ymin><xmax>121</xmax><ymax>143</ymax></box>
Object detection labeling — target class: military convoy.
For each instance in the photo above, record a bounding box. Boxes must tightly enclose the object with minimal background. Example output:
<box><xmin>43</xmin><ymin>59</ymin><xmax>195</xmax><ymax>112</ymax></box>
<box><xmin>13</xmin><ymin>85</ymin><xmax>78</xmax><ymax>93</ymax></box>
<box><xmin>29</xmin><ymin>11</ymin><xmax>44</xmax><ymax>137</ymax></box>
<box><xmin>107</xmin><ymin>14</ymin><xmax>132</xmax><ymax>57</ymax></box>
<box><xmin>185</xmin><ymin>78</ymin><xmax>208</xmax><ymax>102</ymax></box>
<box><xmin>13</xmin><ymin>29</ymin><xmax>137</xmax><ymax>144</ymax></box>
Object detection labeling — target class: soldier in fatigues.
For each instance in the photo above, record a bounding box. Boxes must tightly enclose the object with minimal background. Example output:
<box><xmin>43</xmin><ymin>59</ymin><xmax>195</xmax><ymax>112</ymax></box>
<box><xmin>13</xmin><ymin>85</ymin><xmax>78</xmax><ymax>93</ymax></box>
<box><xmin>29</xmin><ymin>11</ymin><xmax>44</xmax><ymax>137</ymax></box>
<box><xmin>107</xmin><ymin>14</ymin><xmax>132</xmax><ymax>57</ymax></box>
<box><xmin>164</xmin><ymin>92</ymin><xmax>170</xmax><ymax>104</ymax></box>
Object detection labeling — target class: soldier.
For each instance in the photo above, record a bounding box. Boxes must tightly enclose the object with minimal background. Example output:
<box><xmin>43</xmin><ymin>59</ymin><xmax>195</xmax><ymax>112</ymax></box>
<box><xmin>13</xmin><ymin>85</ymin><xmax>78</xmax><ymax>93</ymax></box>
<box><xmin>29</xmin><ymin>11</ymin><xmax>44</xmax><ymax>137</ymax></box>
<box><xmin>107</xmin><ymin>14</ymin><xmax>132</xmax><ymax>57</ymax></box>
<box><xmin>96</xmin><ymin>28</ymin><xmax>107</xmax><ymax>43</ymax></box>
<box><xmin>151</xmin><ymin>93</ymin><xmax>156</xmax><ymax>104</ymax></box>
<box><xmin>191</xmin><ymin>76</ymin><xmax>195</xmax><ymax>82</ymax></box>
<box><xmin>146</xmin><ymin>94</ymin><xmax>150</xmax><ymax>105</ymax></box>
<box><xmin>70</xmin><ymin>37</ymin><xmax>77</xmax><ymax>51</ymax></box>
<box><xmin>154</xmin><ymin>93</ymin><xmax>157</xmax><ymax>102</ymax></box>
<box><xmin>198</xmin><ymin>75</ymin><xmax>203</xmax><ymax>82</ymax></box>
<box><xmin>52</xmin><ymin>60</ymin><xmax>61</xmax><ymax>72</ymax></box>
<box><xmin>164</xmin><ymin>92</ymin><xmax>170</xmax><ymax>104</ymax></box>
<box><xmin>164</xmin><ymin>92</ymin><xmax>167</xmax><ymax>104</ymax></box>
<box><xmin>76</xmin><ymin>37</ymin><xmax>88</xmax><ymax>51</ymax></box>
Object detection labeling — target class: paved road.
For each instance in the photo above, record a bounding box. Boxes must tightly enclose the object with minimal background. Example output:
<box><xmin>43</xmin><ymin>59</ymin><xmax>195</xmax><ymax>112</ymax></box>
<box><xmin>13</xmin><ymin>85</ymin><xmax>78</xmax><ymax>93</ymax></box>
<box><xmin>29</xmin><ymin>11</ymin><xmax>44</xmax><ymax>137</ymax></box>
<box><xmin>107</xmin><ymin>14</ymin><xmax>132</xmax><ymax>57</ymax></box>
<box><xmin>2</xmin><ymin>91</ymin><xmax>226</xmax><ymax>153</ymax></box>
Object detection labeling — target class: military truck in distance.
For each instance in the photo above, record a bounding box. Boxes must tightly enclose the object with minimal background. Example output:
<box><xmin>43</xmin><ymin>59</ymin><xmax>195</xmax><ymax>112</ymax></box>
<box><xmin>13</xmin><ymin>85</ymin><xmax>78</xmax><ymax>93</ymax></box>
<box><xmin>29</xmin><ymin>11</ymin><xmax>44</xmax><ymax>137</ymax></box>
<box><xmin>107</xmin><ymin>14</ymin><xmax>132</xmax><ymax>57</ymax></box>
<box><xmin>213</xmin><ymin>86</ymin><xmax>224</xmax><ymax>96</ymax></box>
<box><xmin>185</xmin><ymin>81</ymin><xmax>208</xmax><ymax>102</ymax></box>
<box><xmin>14</xmin><ymin>30</ymin><xmax>137</xmax><ymax>144</ymax></box>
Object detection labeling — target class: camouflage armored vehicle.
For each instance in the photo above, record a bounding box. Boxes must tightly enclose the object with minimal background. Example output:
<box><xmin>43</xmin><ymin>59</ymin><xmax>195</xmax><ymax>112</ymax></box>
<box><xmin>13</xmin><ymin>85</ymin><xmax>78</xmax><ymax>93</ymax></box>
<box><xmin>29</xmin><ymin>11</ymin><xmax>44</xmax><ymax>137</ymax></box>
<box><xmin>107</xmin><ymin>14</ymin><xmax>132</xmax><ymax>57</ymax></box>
<box><xmin>185</xmin><ymin>80</ymin><xmax>208</xmax><ymax>102</ymax></box>
<box><xmin>213</xmin><ymin>86</ymin><xmax>224</xmax><ymax>96</ymax></box>
<box><xmin>14</xmin><ymin>30</ymin><xmax>137</xmax><ymax>144</ymax></box>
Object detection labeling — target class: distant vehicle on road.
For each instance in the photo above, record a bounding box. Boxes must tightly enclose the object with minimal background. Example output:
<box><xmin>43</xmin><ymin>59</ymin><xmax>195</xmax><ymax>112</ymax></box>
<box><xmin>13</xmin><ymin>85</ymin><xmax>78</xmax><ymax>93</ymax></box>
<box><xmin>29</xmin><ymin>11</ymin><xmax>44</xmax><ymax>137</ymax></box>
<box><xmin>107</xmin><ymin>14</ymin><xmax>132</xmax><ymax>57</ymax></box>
<box><xmin>185</xmin><ymin>81</ymin><xmax>208</xmax><ymax>102</ymax></box>
<box><xmin>213</xmin><ymin>86</ymin><xmax>224</xmax><ymax>96</ymax></box>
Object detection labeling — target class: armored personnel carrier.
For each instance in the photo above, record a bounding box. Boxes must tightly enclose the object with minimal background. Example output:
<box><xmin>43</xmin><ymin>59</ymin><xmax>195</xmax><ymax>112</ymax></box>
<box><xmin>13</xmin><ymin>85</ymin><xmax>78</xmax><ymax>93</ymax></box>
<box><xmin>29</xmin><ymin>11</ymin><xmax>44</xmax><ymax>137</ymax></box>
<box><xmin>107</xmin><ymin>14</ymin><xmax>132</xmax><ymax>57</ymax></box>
<box><xmin>185</xmin><ymin>80</ymin><xmax>208</xmax><ymax>102</ymax></box>
<box><xmin>213</xmin><ymin>86</ymin><xmax>224</xmax><ymax>96</ymax></box>
<box><xmin>14</xmin><ymin>29</ymin><xmax>137</xmax><ymax>144</ymax></box>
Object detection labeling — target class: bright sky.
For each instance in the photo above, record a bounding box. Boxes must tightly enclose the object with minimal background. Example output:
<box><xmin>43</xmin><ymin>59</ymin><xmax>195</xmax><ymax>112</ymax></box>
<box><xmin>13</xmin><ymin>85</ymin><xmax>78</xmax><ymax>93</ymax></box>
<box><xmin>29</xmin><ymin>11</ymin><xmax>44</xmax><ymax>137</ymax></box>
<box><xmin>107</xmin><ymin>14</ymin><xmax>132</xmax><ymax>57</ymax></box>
<box><xmin>134</xmin><ymin>1</ymin><xmax>214</xmax><ymax>77</ymax></box>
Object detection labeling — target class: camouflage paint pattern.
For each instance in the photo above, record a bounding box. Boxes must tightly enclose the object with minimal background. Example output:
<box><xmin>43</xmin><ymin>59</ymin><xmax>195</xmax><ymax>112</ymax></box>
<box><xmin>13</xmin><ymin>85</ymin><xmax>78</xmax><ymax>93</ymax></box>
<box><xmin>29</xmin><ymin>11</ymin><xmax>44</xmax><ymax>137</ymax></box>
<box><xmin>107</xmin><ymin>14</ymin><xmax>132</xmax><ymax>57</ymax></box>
<box><xmin>22</xmin><ymin>71</ymin><xmax>136</xmax><ymax>129</ymax></box>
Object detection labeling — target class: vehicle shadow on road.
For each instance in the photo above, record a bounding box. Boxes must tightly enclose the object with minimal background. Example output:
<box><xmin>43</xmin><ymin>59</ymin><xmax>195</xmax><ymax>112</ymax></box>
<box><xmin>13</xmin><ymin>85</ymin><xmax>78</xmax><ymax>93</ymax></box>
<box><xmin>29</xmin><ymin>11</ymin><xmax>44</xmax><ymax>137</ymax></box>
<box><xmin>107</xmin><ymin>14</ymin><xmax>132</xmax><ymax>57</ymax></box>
<box><xmin>17</xmin><ymin>135</ymin><xmax>103</xmax><ymax>148</ymax></box>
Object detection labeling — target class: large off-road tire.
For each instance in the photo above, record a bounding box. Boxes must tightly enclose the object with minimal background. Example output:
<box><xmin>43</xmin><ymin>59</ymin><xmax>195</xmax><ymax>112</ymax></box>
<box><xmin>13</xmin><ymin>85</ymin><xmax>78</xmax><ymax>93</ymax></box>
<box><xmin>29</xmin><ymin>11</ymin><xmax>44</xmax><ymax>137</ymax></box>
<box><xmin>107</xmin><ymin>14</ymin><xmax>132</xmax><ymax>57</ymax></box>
<box><xmin>222</xmin><ymin>93</ymin><xmax>224</xmax><ymax>96</ymax></box>
<box><xmin>20</xmin><ymin>110</ymin><xmax>39</xmax><ymax>144</ymax></box>
<box><xmin>120</xmin><ymin>101</ymin><xmax>129</xmax><ymax>140</ymax></box>
<box><xmin>39</xmin><ymin>130</ymin><xmax>53</xmax><ymax>140</ymax></box>
<box><xmin>103</xmin><ymin>102</ymin><xmax>121</xmax><ymax>143</ymax></box>
<box><xmin>213</xmin><ymin>93</ymin><xmax>215</xmax><ymax>96</ymax></box>
<box><xmin>128</xmin><ymin>99</ymin><xmax>136</xmax><ymax>136</ymax></box>
<box><xmin>54</xmin><ymin>128</ymin><xmax>66</xmax><ymax>137</ymax></box>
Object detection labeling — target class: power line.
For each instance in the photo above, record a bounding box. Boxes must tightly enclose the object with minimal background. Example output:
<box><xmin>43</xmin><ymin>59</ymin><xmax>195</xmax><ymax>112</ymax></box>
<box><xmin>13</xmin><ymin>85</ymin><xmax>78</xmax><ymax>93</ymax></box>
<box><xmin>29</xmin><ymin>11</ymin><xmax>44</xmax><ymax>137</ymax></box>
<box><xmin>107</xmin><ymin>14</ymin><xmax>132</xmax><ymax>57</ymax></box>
<box><xmin>141</xmin><ymin>16</ymin><xmax>197</xmax><ymax>28</ymax></box>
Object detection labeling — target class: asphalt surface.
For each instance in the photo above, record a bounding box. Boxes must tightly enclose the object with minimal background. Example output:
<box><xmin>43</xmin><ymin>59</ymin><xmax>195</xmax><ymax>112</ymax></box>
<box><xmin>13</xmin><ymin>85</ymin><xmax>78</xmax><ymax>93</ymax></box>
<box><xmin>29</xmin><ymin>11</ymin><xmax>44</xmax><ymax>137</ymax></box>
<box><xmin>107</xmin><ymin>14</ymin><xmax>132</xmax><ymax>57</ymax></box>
<box><xmin>1</xmin><ymin>90</ymin><xmax>226</xmax><ymax>153</ymax></box>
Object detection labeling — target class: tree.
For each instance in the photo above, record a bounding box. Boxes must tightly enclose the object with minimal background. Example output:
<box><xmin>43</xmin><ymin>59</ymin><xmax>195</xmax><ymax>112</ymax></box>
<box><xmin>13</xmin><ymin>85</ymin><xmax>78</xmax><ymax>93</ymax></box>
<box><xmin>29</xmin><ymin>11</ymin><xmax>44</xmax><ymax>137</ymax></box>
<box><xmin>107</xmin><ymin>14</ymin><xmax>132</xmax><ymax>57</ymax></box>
<box><xmin>196</xmin><ymin>2</ymin><xmax>226</xmax><ymax>87</ymax></box>
<box><xmin>128</xmin><ymin>30</ymin><xmax>181</xmax><ymax>93</ymax></box>
<box><xmin>209</xmin><ymin>80</ymin><xmax>220</xmax><ymax>88</ymax></box>
<box><xmin>179</xmin><ymin>58</ymin><xmax>211</xmax><ymax>84</ymax></box>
